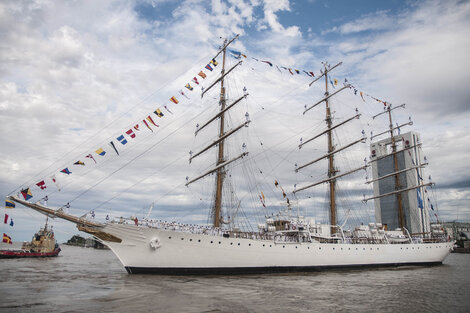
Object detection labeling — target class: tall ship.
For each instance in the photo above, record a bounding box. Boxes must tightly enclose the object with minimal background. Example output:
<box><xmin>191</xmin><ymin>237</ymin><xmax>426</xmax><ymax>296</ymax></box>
<box><xmin>7</xmin><ymin>35</ymin><xmax>453</xmax><ymax>274</ymax></box>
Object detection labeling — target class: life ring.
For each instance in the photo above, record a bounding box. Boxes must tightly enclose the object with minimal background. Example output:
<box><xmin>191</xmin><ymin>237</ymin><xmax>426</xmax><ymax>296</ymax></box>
<box><xmin>292</xmin><ymin>225</ymin><xmax>296</xmax><ymax>230</ymax></box>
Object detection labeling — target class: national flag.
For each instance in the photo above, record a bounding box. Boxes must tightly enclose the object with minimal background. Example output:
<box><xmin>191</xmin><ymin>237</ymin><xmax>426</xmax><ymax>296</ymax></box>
<box><xmin>134</xmin><ymin>124</ymin><xmax>140</xmax><ymax>131</ymax></box>
<box><xmin>198</xmin><ymin>71</ymin><xmax>207</xmax><ymax>79</ymax></box>
<box><xmin>5</xmin><ymin>199</ymin><xmax>15</xmax><ymax>209</ymax></box>
<box><xmin>142</xmin><ymin>119</ymin><xmax>153</xmax><ymax>132</ymax></box>
<box><xmin>154</xmin><ymin>109</ymin><xmax>164</xmax><ymax>118</ymax></box>
<box><xmin>309</xmin><ymin>71</ymin><xmax>315</xmax><ymax>77</ymax></box>
<box><xmin>61</xmin><ymin>168</ymin><xmax>72</xmax><ymax>175</ymax></box>
<box><xmin>303</xmin><ymin>70</ymin><xmax>312</xmax><ymax>77</ymax></box>
<box><xmin>50</xmin><ymin>175</ymin><xmax>61</xmax><ymax>191</ymax></box>
<box><xmin>4</xmin><ymin>213</ymin><xmax>8</xmax><ymax>224</ymax></box>
<box><xmin>261</xmin><ymin>61</ymin><xmax>273</xmax><ymax>67</ymax></box>
<box><xmin>417</xmin><ymin>189</ymin><xmax>424</xmax><ymax>209</ymax></box>
<box><xmin>109</xmin><ymin>141</ymin><xmax>119</xmax><ymax>155</ymax></box>
<box><xmin>146</xmin><ymin>115</ymin><xmax>159</xmax><ymax>127</ymax></box>
<box><xmin>205</xmin><ymin>64</ymin><xmax>213</xmax><ymax>71</ymax></box>
<box><xmin>295</xmin><ymin>69</ymin><xmax>300</xmax><ymax>74</ymax></box>
<box><xmin>9</xmin><ymin>219</ymin><xmax>13</xmax><ymax>227</ymax></box>
<box><xmin>117</xmin><ymin>135</ymin><xmax>128</xmax><ymax>145</ymax></box>
<box><xmin>210</xmin><ymin>59</ymin><xmax>218</xmax><ymax>66</ymax></box>
<box><xmin>21</xmin><ymin>188</ymin><xmax>32</xmax><ymax>200</ymax></box>
<box><xmin>86</xmin><ymin>154</ymin><xmax>97</xmax><ymax>163</ymax></box>
<box><xmin>163</xmin><ymin>105</ymin><xmax>173</xmax><ymax>114</ymax></box>
<box><xmin>192</xmin><ymin>77</ymin><xmax>199</xmax><ymax>85</ymax></box>
<box><xmin>185</xmin><ymin>83</ymin><xmax>193</xmax><ymax>91</ymax></box>
<box><xmin>74</xmin><ymin>160</ymin><xmax>85</xmax><ymax>166</ymax></box>
<box><xmin>2</xmin><ymin>233</ymin><xmax>12</xmax><ymax>244</ymax></box>
<box><xmin>179</xmin><ymin>90</ymin><xmax>190</xmax><ymax>99</ymax></box>
<box><xmin>170</xmin><ymin>96</ymin><xmax>179</xmax><ymax>104</ymax></box>
<box><xmin>126</xmin><ymin>129</ymin><xmax>136</xmax><ymax>138</ymax></box>
<box><xmin>229</xmin><ymin>49</ymin><xmax>241</xmax><ymax>59</ymax></box>
<box><xmin>95</xmin><ymin>148</ymin><xmax>106</xmax><ymax>156</ymax></box>
<box><xmin>36</xmin><ymin>180</ymin><xmax>47</xmax><ymax>190</ymax></box>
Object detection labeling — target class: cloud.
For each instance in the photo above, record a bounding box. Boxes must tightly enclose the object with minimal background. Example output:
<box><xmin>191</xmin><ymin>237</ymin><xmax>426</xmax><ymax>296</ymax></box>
<box><xmin>1</xmin><ymin>0</ymin><xmax>469</xmax><ymax>242</ymax></box>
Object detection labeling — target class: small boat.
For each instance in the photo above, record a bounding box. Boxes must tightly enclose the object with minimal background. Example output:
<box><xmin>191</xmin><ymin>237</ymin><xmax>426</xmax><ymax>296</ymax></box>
<box><xmin>0</xmin><ymin>219</ymin><xmax>61</xmax><ymax>258</ymax></box>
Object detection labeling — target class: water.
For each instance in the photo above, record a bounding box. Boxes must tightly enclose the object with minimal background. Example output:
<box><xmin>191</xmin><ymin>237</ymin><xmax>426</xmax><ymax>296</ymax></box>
<box><xmin>0</xmin><ymin>245</ymin><xmax>469</xmax><ymax>313</ymax></box>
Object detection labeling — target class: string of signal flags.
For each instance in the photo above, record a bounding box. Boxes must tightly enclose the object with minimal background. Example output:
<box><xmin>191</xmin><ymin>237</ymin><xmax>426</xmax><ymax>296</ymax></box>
<box><xmin>13</xmin><ymin>57</ymin><xmax>224</xmax><ymax>203</ymax></box>
<box><xmin>12</xmin><ymin>48</ymin><xmax>391</xmax><ymax>204</ymax></box>
<box><xmin>229</xmin><ymin>49</ymin><xmax>392</xmax><ymax>106</ymax></box>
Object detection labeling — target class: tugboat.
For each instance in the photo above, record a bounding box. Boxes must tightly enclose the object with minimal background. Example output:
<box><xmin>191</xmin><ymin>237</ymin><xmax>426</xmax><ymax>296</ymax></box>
<box><xmin>0</xmin><ymin>218</ymin><xmax>61</xmax><ymax>258</ymax></box>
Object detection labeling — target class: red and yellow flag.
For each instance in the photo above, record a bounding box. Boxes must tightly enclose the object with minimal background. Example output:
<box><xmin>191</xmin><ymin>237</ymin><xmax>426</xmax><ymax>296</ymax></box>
<box><xmin>170</xmin><ymin>96</ymin><xmax>179</xmax><ymax>104</ymax></box>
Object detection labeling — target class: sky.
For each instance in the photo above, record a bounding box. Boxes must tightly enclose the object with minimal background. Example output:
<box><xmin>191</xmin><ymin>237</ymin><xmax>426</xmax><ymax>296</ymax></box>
<box><xmin>1</xmin><ymin>0</ymin><xmax>469</xmax><ymax>243</ymax></box>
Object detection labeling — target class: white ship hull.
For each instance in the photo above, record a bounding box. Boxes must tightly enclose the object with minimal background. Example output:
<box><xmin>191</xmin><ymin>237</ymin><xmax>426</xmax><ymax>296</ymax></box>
<box><xmin>101</xmin><ymin>224</ymin><xmax>453</xmax><ymax>274</ymax></box>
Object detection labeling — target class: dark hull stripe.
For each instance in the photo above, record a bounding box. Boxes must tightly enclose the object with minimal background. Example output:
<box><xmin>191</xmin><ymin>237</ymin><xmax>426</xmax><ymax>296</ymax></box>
<box><xmin>125</xmin><ymin>262</ymin><xmax>443</xmax><ymax>275</ymax></box>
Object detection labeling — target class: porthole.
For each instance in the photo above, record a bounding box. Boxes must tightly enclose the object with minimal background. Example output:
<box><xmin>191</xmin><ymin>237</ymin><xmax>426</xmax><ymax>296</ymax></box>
<box><xmin>181</xmin><ymin>238</ymin><xmax>184</xmax><ymax>240</ymax></box>
<box><xmin>198</xmin><ymin>239</ymin><xmax>201</xmax><ymax>242</ymax></box>
<box><xmin>219</xmin><ymin>241</ymin><xmax>221</xmax><ymax>244</ymax></box>
<box><xmin>210</xmin><ymin>241</ymin><xmax>213</xmax><ymax>244</ymax></box>
<box><xmin>295</xmin><ymin>246</ymin><xmax>298</xmax><ymax>249</ymax></box>
<box><xmin>249</xmin><ymin>244</ymin><xmax>251</xmax><ymax>246</ymax></box>
<box><xmin>169</xmin><ymin>237</ymin><xmax>172</xmax><ymax>239</ymax></box>
<box><xmin>238</xmin><ymin>243</ymin><xmax>240</xmax><ymax>246</ymax></box>
<box><xmin>230</xmin><ymin>242</ymin><xmax>233</xmax><ymax>245</ymax></box>
<box><xmin>263</xmin><ymin>244</ymin><xmax>265</xmax><ymax>247</ymax></box>
<box><xmin>190</xmin><ymin>239</ymin><xmax>192</xmax><ymax>242</ymax></box>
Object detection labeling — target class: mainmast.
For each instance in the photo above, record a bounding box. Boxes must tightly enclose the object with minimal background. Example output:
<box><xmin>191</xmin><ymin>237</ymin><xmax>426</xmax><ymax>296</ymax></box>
<box><xmin>186</xmin><ymin>34</ymin><xmax>249</xmax><ymax>228</ymax></box>
<box><xmin>323</xmin><ymin>63</ymin><xmax>337</xmax><ymax>230</ymax></box>
<box><xmin>296</xmin><ymin>62</ymin><xmax>365</xmax><ymax>233</ymax></box>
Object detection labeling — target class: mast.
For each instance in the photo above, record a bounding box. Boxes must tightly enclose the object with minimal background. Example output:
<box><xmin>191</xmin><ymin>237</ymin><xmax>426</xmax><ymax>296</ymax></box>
<box><xmin>213</xmin><ymin>39</ymin><xmax>227</xmax><ymax>228</ymax></box>
<box><xmin>387</xmin><ymin>107</ymin><xmax>405</xmax><ymax>229</ymax></box>
<box><xmin>296</xmin><ymin>62</ymin><xmax>365</xmax><ymax>234</ymax></box>
<box><xmin>365</xmin><ymin>104</ymin><xmax>432</xmax><ymax>233</ymax></box>
<box><xmin>186</xmin><ymin>34</ymin><xmax>248</xmax><ymax>228</ymax></box>
<box><xmin>324</xmin><ymin>64</ymin><xmax>337</xmax><ymax>231</ymax></box>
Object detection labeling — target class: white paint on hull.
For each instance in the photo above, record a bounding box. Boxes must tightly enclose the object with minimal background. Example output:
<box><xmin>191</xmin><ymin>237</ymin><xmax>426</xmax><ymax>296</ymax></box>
<box><xmin>102</xmin><ymin>224</ymin><xmax>453</xmax><ymax>270</ymax></box>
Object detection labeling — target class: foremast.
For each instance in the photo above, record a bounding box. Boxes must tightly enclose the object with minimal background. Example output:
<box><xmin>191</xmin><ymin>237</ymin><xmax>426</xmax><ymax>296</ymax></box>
<box><xmin>295</xmin><ymin>62</ymin><xmax>365</xmax><ymax>234</ymax></box>
<box><xmin>186</xmin><ymin>34</ymin><xmax>249</xmax><ymax>228</ymax></box>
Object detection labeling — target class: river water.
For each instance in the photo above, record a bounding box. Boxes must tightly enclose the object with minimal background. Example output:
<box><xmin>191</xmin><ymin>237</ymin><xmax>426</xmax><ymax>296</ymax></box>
<box><xmin>0</xmin><ymin>245</ymin><xmax>469</xmax><ymax>312</ymax></box>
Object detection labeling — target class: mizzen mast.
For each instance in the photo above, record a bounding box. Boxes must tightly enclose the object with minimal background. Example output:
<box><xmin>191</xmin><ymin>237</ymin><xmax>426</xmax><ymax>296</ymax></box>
<box><xmin>364</xmin><ymin>104</ymin><xmax>432</xmax><ymax>231</ymax></box>
<box><xmin>186</xmin><ymin>34</ymin><xmax>249</xmax><ymax>227</ymax></box>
